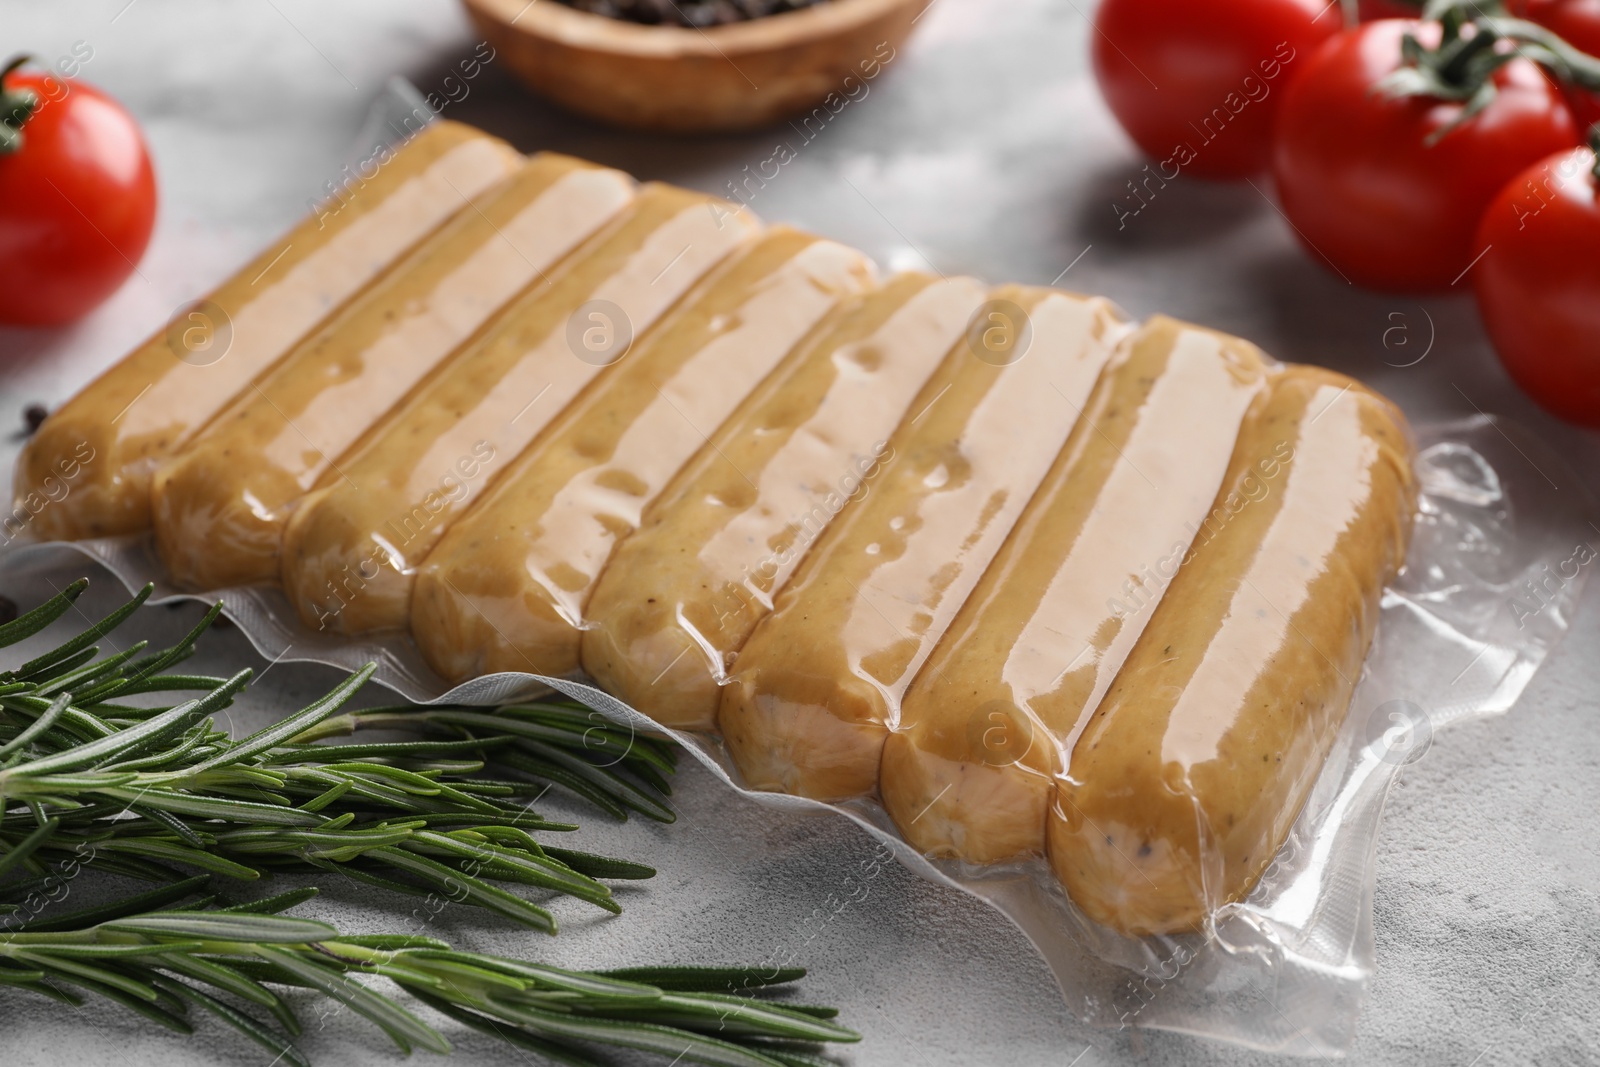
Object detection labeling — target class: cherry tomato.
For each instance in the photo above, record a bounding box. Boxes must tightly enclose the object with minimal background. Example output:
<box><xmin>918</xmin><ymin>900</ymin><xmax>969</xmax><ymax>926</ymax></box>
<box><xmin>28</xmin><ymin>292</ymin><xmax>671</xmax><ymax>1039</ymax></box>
<box><xmin>1272</xmin><ymin>21</ymin><xmax>1577</xmax><ymax>292</ymax></box>
<box><xmin>0</xmin><ymin>60</ymin><xmax>157</xmax><ymax>326</ymax></box>
<box><xmin>1473</xmin><ymin>144</ymin><xmax>1600</xmax><ymax>424</ymax></box>
<box><xmin>1507</xmin><ymin>0</ymin><xmax>1600</xmax><ymax>127</ymax></box>
<box><xmin>1091</xmin><ymin>0</ymin><xmax>1341</xmax><ymax>179</ymax></box>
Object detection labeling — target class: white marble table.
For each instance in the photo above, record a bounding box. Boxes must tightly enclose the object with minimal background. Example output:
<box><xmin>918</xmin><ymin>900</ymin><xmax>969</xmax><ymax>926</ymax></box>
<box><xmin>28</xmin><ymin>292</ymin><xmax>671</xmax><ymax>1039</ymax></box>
<box><xmin>1</xmin><ymin>1</ymin><xmax>1597</xmax><ymax>1064</ymax></box>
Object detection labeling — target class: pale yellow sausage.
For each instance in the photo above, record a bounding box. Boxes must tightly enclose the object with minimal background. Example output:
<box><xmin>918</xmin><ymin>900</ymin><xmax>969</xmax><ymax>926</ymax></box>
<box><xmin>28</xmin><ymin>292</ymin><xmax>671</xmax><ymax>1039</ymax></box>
<box><xmin>12</xmin><ymin>121</ymin><xmax>521</xmax><ymax>541</ymax></box>
<box><xmin>879</xmin><ymin>317</ymin><xmax>1271</xmax><ymax>864</ymax></box>
<box><xmin>278</xmin><ymin>185</ymin><xmax>759</xmax><ymax>628</ymax></box>
<box><xmin>1047</xmin><ymin>367</ymin><xmax>1416</xmax><ymax>936</ymax></box>
<box><xmin>717</xmin><ymin>287</ymin><xmax>1123</xmax><ymax>800</ymax></box>
<box><xmin>407</xmin><ymin>230</ymin><xmax>876</xmax><ymax>680</ymax></box>
<box><xmin>153</xmin><ymin>154</ymin><xmax>641</xmax><ymax>590</ymax></box>
<box><xmin>581</xmin><ymin>274</ymin><xmax>988</xmax><ymax>729</ymax></box>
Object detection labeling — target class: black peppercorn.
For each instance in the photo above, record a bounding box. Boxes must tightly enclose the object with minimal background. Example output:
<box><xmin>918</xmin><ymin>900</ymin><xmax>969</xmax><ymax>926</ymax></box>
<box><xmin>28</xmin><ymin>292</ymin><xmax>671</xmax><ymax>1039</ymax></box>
<box><xmin>553</xmin><ymin>0</ymin><xmax>831</xmax><ymax>27</ymax></box>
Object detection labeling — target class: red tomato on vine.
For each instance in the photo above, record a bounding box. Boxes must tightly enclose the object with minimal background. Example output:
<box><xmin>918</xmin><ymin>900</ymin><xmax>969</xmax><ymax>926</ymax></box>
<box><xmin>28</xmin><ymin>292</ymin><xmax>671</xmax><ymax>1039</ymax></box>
<box><xmin>1473</xmin><ymin>139</ymin><xmax>1600</xmax><ymax>424</ymax></box>
<box><xmin>1091</xmin><ymin>0</ymin><xmax>1341</xmax><ymax>179</ymax></box>
<box><xmin>1271</xmin><ymin>21</ymin><xmax>1577</xmax><ymax>291</ymax></box>
<box><xmin>0</xmin><ymin>55</ymin><xmax>157</xmax><ymax>327</ymax></box>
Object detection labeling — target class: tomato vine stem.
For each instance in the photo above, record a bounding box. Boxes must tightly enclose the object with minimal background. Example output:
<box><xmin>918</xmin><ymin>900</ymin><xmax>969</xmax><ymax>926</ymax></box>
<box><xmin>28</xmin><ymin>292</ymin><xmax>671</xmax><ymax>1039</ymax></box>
<box><xmin>1379</xmin><ymin>1</ymin><xmax>1600</xmax><ymax>141</ymax></box>
<box><xmin>0</xmin><ymin>55</ymin><xmax>40</xmax><ymax>155</ymax></box>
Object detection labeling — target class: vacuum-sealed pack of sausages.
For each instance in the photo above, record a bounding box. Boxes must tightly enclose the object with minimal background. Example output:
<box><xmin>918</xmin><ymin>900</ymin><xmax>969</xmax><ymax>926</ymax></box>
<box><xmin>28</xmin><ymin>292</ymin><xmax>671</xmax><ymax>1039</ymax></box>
<box><xmin>2</xmin><ymin>89</ymin><xmax>1589</xmax><ymax>1056</ymax></box>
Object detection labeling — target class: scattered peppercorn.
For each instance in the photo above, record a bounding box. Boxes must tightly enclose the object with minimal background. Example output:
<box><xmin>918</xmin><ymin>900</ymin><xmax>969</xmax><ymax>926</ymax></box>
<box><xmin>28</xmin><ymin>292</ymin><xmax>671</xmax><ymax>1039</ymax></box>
<box><xmin>23</xmin><ymin>403</ymin><xmax>47</xmax><ymax>434</ymax></box>
<box><xmin>0</xmin><ymin>594</ymin><xmax>16</xmax><ymax>625</ymax></box>
<box><xmin>554</xmin><ymin>0</ymin><xmax>831</xmax><ymax>27</ymax></box>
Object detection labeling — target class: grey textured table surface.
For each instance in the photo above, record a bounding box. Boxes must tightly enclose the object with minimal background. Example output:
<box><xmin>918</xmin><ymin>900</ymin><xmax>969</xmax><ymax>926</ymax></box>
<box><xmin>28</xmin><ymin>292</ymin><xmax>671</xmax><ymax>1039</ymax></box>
<box><xmin>2</xmin><ymin>1</ymin><xmax>1599</xmax><ymax>1064</ymax></box>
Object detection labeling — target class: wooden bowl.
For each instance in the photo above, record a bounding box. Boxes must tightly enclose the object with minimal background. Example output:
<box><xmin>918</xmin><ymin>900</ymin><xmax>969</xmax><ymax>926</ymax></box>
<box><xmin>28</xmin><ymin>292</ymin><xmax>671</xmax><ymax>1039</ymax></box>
<box><xmin>461</xmin><ymin>0</ymin><xmax>933</xmax><ymax>133</ymax></box>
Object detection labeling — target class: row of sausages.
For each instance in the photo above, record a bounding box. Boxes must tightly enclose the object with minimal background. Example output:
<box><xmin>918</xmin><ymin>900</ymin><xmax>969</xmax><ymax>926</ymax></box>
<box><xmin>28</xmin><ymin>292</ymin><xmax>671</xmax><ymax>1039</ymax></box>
<box><xmin>14</xmin><ymin>120</ymin><xmax>1418</xmax><ymax>935</ymax></box>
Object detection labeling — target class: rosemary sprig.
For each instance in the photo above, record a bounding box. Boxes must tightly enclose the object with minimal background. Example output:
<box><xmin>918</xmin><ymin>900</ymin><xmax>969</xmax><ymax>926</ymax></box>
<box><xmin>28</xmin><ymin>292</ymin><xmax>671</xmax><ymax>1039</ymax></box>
<box><xmin>0</xmin><ymin>582</ymin><xmax>675</xmax><ymax>931</ymax></box>
<box><xmin>0</xmin><ymin>885</ymin><xmax>857</xmax><ymax>1067</ymax></box>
